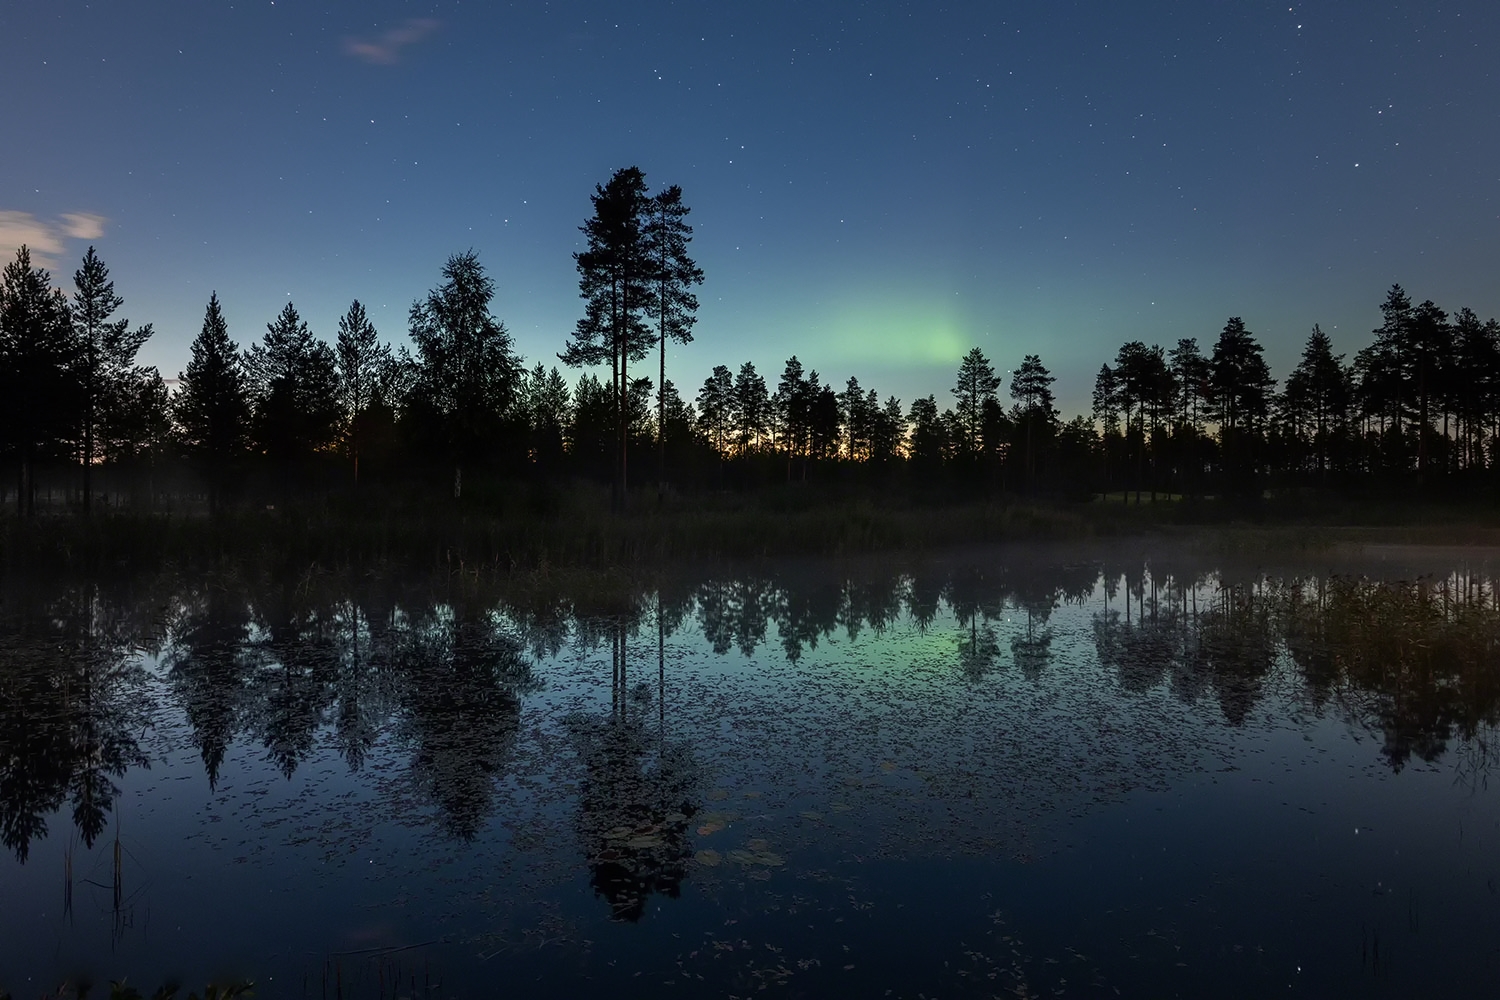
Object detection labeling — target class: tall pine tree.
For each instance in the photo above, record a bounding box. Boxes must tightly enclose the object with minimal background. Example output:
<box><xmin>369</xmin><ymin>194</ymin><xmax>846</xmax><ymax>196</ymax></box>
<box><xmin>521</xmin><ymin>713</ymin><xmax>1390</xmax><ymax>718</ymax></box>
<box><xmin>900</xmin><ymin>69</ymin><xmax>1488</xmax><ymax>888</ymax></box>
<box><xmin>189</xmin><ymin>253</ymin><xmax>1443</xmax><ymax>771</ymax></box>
<box><xmin>644</xmin><ymin>184</ymin><xmax>704</xmax><ymax>491</ymax></box>
<box><xmin>560</xmin><ymin>167</ymin><xmax>653</xmax><ymax>511</ymax></box>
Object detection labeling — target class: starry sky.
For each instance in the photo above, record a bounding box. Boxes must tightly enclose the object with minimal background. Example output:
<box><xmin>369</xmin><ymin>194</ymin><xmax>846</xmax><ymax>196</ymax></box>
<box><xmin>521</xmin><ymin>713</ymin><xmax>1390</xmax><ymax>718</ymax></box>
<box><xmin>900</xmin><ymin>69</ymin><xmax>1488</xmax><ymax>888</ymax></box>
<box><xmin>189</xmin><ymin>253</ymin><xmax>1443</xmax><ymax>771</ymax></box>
<box><xmin>4</xmin><ymin>1</ymin><xmax>1498</xmax><ymax>416</ymax></box>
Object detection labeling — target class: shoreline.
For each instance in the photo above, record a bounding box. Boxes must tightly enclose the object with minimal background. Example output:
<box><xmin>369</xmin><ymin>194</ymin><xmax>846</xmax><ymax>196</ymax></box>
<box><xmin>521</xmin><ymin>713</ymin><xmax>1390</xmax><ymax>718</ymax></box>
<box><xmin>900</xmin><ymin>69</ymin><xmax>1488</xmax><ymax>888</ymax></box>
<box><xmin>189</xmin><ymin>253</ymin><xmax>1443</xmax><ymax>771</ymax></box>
<box><xmin>5</xmin><ymin>490</ymin><xmax>1500</xmax><ymax>577</ymax></box>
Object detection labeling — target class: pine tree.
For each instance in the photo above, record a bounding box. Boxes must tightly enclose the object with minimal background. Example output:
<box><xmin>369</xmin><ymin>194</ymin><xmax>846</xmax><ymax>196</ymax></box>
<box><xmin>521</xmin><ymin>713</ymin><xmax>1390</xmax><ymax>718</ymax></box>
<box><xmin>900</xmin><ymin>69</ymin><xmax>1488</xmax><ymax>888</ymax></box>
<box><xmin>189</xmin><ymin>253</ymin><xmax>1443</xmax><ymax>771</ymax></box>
<box><xmin>70</xmin><ymin>247</ymin><xmax>153</xmax><ymax>512</ymax></box>
<box><xmin>731</xmin><ymin>362</ymin><xmax>770</xmax><ymax>453</ymax></box>
<box><xmin>0</xmin><ymin>247</ymin><xmax>76</xmax><ymax>515</ymax></box>
<box><xmin>1208</xmin><ymin>317</ymin><xmax>1275</xmax><ymax>493</ymax></box>
<box><xmin>908</xmin><ymin>396</ymin><xmax>946</xmax><ymax>473</ymax></box>
<box><xmin>808</xmin><ymin>377</ymin><xmax>841</xmax><ymax>462</ymax></box>
<box><xmin>1406</xmin><ymin>299</ymin><xmax>1449</xmax><ymax>483</ymax></box>
<box><xmin>334</xmin><ymin>300</ymin><xmax>391</xmax><ymax>485</ymax></box>
<box><xmin>1009</xmin><ymin>354</ymin><xmax>1057</xmax><ymax>490</ymax></box>
<box><xmin>521</xmin><ymin>363</ymin><xmax>573</xmax><ymax>473</ymax></box>
<box><xmin>951</xmin><ymin>347</ymin><xmax>1001</xmax><ymax>458</ymax></box>
<box><xmin>407</xmin><ymin>251</ymin><xmax>521</xmax><ymax>499</ymax></box>
<box><xmin>174</xmin><ymin>293</ymin><xmax>249</xmax><ymax>512</ymax></box>
<box><xmin>774</xmin><ymin>356</ymin><xmax>811</xmax><ymax>480</ymax></box>
<box><xmin>1452</xmin><ymin>308</ymin><xmax>1499</xmax><ymax>472</ymax></box>
<box><xmin>645</xmin><ymin>185</ymin><xmax>704</xmax><ymax>490</ymax></box>
<box><xmin>246</xmin><ymin>301</ymin><xmax>341</xmax><ymax>466</ymax></box>
<box><xmin>1359</xmin><ymin>285</ymin><xmax>1412</xmax><ymax>471</ymax></box>
<box><xmin>838</xmin><ymin>376</ymin><xmax>872</xmax><ymax>460</ymax></box>
<box><xmin>1112</xmin><ymin>342</ymin><xmax>1154</xmax><ymax>502</ymax></box>
<box><xmin>1167</xmin><ymin>338</ymin><xmax>1209</xmax><ymax>496</ymax></box>
<box><xmin>570</xmin><ymin>373</ymin><xmax>615</xmax><ymax>478</ymax></box>
<box><xmin>560</xmin><ymin>167</ymin><xmax>654</xmax><ymax>511</ymax></box>
<box><xmin>696</xmin><ymin>365</ymin><xmax>734</xmax><ymax>456</ymax></box>
<box><xmin>1280</xmin><ymin>325</ymin><xmax>1350</xmax><ymax>481</ymax></box>
<box><xmin>872</xmin><ymin>395</ymin><xmax>906</xmax><ymax>465</ymax></box>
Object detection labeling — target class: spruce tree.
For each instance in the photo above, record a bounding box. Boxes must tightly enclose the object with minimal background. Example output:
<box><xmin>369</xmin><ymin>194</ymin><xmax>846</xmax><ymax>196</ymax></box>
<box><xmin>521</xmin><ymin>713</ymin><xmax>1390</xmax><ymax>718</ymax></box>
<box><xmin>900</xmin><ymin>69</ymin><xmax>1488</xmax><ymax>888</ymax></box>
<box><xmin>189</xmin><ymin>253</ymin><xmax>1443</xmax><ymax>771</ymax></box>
<box><xmin>70</xmin><ymin>246</ymin><xmax>153</xmax><ymax>513</ymax></box>
<box><xmin>408</xmin><ymin>251</ymin><xmax>521</xmax><ymax>499</ymax></box>
<box><xmin>174</xmin><ymin>293</ymin><xmax>249</xmax><ymax>512</ymax></box>
<box><xmin>521</xmin><ymin>363</ymin><xmax>573</xmax><ymax>474</ymax></box>
<box><xmin>246</xmin><ymin>302</ymin><xmax>341</xmax><ymax>465</ymax></box>
<box><xmin>0</xmin><ymin>247</ymin><xmax>76</xmax><ymax>515</ymax></box>
<box><xmin>334</xmin><ymin>300</ymin><xmax>391</xmax><ymax>485</ymax></box>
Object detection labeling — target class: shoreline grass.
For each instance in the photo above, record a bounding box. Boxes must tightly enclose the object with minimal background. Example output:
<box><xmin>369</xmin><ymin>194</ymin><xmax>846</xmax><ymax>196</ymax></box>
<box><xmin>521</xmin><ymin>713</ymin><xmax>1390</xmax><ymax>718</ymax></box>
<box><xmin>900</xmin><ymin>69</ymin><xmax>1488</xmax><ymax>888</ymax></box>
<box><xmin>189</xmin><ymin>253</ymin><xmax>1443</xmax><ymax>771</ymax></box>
<box><xmin>4</xmin><ymin>486</ymin><xmax>1499</xmax><ymax>576</ymax></box>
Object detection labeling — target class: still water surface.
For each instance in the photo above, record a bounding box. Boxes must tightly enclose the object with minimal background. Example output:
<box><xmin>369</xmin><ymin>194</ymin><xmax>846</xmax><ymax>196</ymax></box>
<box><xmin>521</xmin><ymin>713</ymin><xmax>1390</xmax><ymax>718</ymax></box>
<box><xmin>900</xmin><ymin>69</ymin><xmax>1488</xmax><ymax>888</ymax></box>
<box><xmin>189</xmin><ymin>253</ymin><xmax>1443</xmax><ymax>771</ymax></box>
<box><xmin>2</xmin><ymin>544</ymin><xmax>1499</xmax><ymax>997</ymax></box>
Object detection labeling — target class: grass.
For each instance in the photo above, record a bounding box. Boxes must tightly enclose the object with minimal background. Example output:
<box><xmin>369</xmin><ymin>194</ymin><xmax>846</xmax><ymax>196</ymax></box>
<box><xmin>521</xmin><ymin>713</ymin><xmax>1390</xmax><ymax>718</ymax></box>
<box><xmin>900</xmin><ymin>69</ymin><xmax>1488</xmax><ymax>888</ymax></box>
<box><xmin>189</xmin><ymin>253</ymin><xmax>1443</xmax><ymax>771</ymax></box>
<box><xmin>3</xmin><ymin>482</ymin><xmax>1498</xmax><ymax>576</ymax></box>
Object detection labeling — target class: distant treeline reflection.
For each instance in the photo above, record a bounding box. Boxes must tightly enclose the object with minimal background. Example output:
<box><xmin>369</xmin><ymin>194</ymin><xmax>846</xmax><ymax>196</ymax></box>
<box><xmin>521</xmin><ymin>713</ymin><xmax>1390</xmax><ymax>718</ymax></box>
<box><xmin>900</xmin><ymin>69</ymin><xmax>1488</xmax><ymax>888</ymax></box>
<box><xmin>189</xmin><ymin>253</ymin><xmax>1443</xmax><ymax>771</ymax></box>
<box><xmin>3</xmin><ymin>559</ymin><xmax>1499</xmax><ymax>865</ymax></box>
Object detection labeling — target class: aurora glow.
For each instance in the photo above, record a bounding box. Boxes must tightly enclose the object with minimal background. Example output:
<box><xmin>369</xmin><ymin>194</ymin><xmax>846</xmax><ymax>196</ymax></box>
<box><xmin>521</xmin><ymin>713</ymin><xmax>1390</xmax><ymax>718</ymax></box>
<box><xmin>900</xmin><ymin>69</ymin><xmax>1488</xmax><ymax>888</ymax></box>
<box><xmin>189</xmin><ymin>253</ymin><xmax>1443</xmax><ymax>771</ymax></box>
<box><xmin>4</xmin><ymin>1</ymin><xmax>1499</xmax><ymax>415</ymax></box>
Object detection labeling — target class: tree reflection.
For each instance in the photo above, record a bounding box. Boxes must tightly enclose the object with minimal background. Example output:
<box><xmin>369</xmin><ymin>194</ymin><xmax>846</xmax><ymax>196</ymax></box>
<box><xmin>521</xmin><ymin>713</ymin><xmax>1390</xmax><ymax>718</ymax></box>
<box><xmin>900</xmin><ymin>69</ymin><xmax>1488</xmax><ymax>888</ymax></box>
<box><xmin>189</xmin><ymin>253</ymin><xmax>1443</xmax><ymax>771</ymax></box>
<box><xmin>0</xmin><ymin>580</ymin><xmax>155</xmax><ymax>861</ymax></box>
<box><xmin>242</xmin><ymin>583</ymin><xmax>339</xmax><ymax>779</ymax></box>
<box><xmin>6</xmin><ymin>555</ymin><xmax>1500</xmax><ymax>867</ymax></box>
<box><xmin>394</xmin><ymin>600</ymin><xmax>534</xmax><ymax>841</ymax></box>
<box><xmin>571</xmin><ymin>613</ymin><xmax>700</xmax><ymax>921</ymax></box>
<box><xmin>165</xmin><ymin>577</ymin><xmax>254</xmax><ymax>788</ymax></box>
<box><xmin>1282</xmin><ymin>572</ymin><xmax>1500</xmax><ymax>772</ymax></box>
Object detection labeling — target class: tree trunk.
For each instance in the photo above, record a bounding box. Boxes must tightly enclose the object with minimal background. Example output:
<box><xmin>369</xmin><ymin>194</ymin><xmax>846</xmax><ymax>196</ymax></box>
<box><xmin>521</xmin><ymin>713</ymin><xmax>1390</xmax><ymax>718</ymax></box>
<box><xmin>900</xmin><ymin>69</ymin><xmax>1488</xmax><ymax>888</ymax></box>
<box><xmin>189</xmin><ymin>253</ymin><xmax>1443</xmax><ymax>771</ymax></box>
<box><xmin>83</xmin><ymin>418</ymin><xmax>93</xmax><ymax>515</ymax></box>
<box><xmin>658</xmin><ymin>318</ymin><xmax>666</xmax><ymax>503</ymax></box>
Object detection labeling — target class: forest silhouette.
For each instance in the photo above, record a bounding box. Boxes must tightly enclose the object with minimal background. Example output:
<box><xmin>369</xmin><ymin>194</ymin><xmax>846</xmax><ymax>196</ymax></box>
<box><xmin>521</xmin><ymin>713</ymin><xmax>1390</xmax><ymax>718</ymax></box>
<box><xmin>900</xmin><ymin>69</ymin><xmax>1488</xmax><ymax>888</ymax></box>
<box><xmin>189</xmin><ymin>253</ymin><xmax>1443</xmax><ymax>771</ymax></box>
<box><xmin>3</xmin><ymin>167</ymin><xmax>1500</xmax><ymax>523</ymax></box>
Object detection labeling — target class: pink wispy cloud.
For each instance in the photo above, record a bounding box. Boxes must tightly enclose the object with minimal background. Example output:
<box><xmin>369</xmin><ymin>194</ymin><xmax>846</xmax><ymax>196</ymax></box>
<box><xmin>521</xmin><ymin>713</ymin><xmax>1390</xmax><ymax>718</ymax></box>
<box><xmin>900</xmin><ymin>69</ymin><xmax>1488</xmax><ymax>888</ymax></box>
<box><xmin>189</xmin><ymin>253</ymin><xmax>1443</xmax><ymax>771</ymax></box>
<box><xmin>0</xmin><ymin>211</ymin><xmax>108</xmax><ymax>269</ymax></box>
<box><xmin>343</xmin><ymin>19</ymin><xmax>441</xmax><ymax>65</ymax></box>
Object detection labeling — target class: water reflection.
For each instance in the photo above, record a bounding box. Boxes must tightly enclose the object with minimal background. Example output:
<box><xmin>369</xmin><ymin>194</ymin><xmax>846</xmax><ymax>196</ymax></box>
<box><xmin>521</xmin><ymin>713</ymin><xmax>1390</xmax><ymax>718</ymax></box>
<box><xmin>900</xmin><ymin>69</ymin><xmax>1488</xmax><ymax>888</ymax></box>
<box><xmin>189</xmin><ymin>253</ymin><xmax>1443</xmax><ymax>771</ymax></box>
<box><xmin>3</xmin><ymin>551</ymin><xmax>1500</xmax><ymax>870</ymax></box>
<box><xmin>0</xmin><ymin>580</ymin><xmax>155</xmax><ymax>861</ymax></box>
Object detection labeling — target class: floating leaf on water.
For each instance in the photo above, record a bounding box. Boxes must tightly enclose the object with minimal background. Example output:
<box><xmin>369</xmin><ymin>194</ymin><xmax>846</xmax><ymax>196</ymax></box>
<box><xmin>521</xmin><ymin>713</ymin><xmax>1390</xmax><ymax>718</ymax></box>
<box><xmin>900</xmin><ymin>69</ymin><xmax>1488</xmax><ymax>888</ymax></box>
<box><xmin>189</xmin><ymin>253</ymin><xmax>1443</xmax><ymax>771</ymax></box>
<box><xmin>627</xmin><ymin>834</ymin><xmax>663</xmax><ymax>849</ymax></box>
<box><xmin>700</xmin><ymin>811</ymin><xmax>739</xmax><ymax>824</ymax></box>
<box><xmin>746</xmin><ymin>838</ymin><xmax>770</xmax><ymax>851</ymax></box>
<box><xmin>744</xmin><ymin>790</ymin><xmax>763</xmax><ymax>799</ymax></box>
<box><xmin>698</xmin><ymin>821</ymin><xmax>726</xmax><ymax>836</ymax></box>
<box><xmin>800</xmin><ymin>811</ymin><xmax>823</xmax><ymax>821</ymax></box>
<box><xmin>664</xmin><ymin>812</ymin><xmax>688</xmax><ymax>824</ymax></box>
<box><xmin>695</xmin><ymin>850</ymin><xmax>721</xmax><ymax>867</ymax></box>
<box><xmin>708</xmin><ymin>789</ymin><xmax>730</xmax><ymax>801</ymax></box>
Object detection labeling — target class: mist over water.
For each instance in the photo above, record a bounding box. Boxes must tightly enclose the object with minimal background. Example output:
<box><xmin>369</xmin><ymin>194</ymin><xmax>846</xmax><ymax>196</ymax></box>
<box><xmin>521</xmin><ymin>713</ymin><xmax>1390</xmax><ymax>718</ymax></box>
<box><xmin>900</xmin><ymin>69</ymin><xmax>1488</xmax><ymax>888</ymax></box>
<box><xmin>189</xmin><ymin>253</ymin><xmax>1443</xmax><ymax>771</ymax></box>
<box><xmin>2</xmin><ymin>544</ymin><xmax>1498</xmax><ymax>998</ymax></box>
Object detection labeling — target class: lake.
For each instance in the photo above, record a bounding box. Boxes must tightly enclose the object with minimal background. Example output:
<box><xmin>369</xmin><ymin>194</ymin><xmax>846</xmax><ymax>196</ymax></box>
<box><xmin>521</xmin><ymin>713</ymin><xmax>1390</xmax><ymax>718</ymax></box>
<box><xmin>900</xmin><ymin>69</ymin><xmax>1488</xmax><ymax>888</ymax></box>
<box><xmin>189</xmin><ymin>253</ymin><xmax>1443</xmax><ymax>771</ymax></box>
<box><xmin>2</xmin><ymin>542</ymin><xmax>1499</xmax><ymax>998</ymax></box>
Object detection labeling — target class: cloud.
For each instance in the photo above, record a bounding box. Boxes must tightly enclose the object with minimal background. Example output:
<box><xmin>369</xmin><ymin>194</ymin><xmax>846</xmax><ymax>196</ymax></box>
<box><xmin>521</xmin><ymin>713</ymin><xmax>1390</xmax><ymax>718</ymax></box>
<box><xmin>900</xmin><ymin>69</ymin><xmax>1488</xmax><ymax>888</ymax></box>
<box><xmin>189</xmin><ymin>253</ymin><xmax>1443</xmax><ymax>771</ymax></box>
<box><xmin>343</xmin><ymin>18</ymin><xmax>440</xmax><ymax>65</ymax></box>
<box><xmin>0</xmin><ymin>210</ymin><xmax>108</xmax><ymax>269</ymax></box>
<box><xmin>61</xmin><ymin>212</ymin><xmax>107</xmax><ymax>240</ymax></box>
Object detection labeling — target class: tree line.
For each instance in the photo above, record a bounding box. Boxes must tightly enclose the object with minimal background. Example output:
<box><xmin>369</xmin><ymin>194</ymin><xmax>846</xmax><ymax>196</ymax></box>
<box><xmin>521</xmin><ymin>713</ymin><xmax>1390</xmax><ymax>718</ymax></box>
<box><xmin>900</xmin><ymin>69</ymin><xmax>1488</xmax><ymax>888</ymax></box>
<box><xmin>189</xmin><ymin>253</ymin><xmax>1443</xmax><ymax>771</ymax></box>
<box><xmin>3</xmin><ymin>168</ymin><xmax>1499</xmax><ymax>515</ymax></box>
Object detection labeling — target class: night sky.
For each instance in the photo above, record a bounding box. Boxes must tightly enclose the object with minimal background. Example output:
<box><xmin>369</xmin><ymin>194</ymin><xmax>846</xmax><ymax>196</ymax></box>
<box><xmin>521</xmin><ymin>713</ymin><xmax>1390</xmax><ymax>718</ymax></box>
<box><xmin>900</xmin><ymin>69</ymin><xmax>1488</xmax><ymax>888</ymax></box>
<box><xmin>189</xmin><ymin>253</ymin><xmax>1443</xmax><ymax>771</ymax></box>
<box><xmin>4</xmin><ymin>1</ymin><xmax>1498</xmax><ymax>415</ymax></box>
